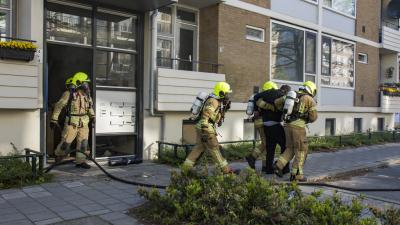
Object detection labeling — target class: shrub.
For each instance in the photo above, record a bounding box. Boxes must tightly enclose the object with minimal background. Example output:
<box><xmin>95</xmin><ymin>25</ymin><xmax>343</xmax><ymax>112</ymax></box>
<box><xmin>134</xmin><ymin>169</ymin><xmax>381</xmax><ymax>225</ymax></box>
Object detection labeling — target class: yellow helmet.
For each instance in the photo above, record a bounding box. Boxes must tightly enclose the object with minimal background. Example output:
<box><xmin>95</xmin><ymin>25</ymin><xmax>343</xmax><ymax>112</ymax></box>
<box><xmin>303</xmin><ymin>81</ymin><xmax>317</xmax><ymax>97</ymax></box>
<box><xmin>213</xmin><ymin>81</ymin><xmax>232</xmax><ymax>98</ymax></box>
<box><xmin>262</xmin><ymin>81</ymin><xmax>278</xmax><ymax>91</ymax></box>
<box><xmin>65</xmin><ymin>77</ymin><xmax>76</xmax><ymax>86</ymax></box>
<box><xmin>72</xmin><ymin>72</ymin><xmax>90</xmax><ymax>86</ymax></box>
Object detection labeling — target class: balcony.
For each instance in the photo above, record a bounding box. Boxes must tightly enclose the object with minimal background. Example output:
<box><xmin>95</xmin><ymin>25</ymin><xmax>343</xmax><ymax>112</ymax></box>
<box><xmin>380</xmin><ymin>87</ymin><xmax>400</xmax><ymax>113</ymax></box>
<box><xmin>156</xmin><ymin>58</ymin><xmax>225</xmax><ymax>111</ymax></box>
<box><xmin>380</xmin><ymin>20</ymin><xmax>400</xmax><ymax>52</ymax></box>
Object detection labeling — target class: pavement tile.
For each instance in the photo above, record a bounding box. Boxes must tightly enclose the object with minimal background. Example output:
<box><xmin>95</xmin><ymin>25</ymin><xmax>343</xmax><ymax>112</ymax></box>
<box><xmin>0</xmin><ymin>212</ymin><xmax>27</xmax><ymax>223</ymax></box>
<box><xmin>0</xmin><ymin>219</ymin><xmax>34</xmax><ymax>225</ymax></box>
<box><xmin>66</xmin><ymin>198</ymin><xmax>96</xmax><ymax>206</ymax></box>
<box><xmin>56</xmin><ymin>210</ymin><xmax>87</xmax><ymax>220</ymax></box>
<box><xmin>77</xmin><ymin>203</ymin><xmax>106</xmax><ymax>213</ymax></box>
<box><xmin>28</xmin><ymin>192</ymin><xmax>52</xmax><ymax>199</ymax></box>
<box><xmin>62</xmin><ymin>181</ymin><xmax>84</xmax><ymax>188</ymax></box>
<box><xmin>34</xmin><ymin>217</ymin><xmax>63</xmax><ymax>225</ymax></box>
<box><xmin>0</xmin><ymin>197</ymin><xmax>5</xmax><ymax>204</ymax></box>
<box><xmin>25</xmin><ymin>211</ymin><xmax>58</xmax><ymax>222</ymax></box>
<box><xmin>106</xmin><ymin>203</ymin><xmax>131</xmax><ymax>212</ymax></box>
<box><xmin>22</xmin><ymin>187</ymin><xmax>45</xmax><ymax>194</ymax></box>
<box><xmin>49</xmin><ymin>204</ymin><xmax>79</xmax><ymax>213</ymax></box>
<box><xmin>110</xmin><ymin>217</ymin><xmax>139</xmax><ymax>225</ymax></box>
<box><xmin>99</xmin><ymin>212</ymin><xmax>128</xmax><ymax>221</ymax></box>
<box><xmin>87</xmin><ymin>209</ymin><xmax>112</xmax><ymax>216</ymax></box>
<box><xmin>0</xmin><ymin>206</ymin><xmax>19</xmax><ymax>215</ymax></box>
<box><xmin>2</xmin><ymin>191</ymin><xmax>27</xmax><ymax>200</ymax></box>
<box><xmin>96</xmin><ymin>198</ymin><xmax>121</xmax><ymax>206</ymax></box>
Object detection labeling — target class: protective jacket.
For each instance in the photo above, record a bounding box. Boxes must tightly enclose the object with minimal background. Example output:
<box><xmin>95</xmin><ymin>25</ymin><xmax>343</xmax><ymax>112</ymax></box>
<box><xmin>254</xmin><ymin>89</ymin><xmax>285</xmax><ymax>123</ymax></box>
<box><xmin>195</xmin><ymin>94</ymin><xmax>222</xmax><ymax>134</ymax></box>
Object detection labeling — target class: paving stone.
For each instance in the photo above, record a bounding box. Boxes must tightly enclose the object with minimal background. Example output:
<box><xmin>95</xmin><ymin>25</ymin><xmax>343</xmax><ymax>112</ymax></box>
<box><xmin>99</xmin><ymin>212</ymin><xmax>128</xmax><ymax>221</ymax></box>
<box><xmin>25</xmin><ymin>211</ymin><xmax>58</xmax><ymax>222</ymax></box>
<box><xmin>0</xmin><ymin>197</ymin><xmax>5</xmax><ymax>204</ymax></box>
<box><xmin>106</xmin><ymin>203</ymin><xmax>131</xmax><ymax>212</ymax></box>
<box><xmin>50</xmin><ymin>204</ymin><xmax>79</xmax><ymax>213</ymax></box>
<box><xmin>56</xmin><ymin>210</ymin><xmax>87</xmax><ymax>220</ymax></box>
<box><xmin>0</xmin><ymin>219</ymin><xmax>34</xmax><ymax>225</ymax></box>
<box><xmin>0</xmin><ymin>212</ymin><xmax>27</xmax><ymax>223</ymax></box>
<box><xmin>34</xmin><ymin>217</ymin><xmax>63</xmax><ymax>225</ymax></box>
<box><xmin>28</xmin><ymin>192</ymin><xmax>52</xmax><ymax>199</ymax></box>
<box><xmin>0</xmin><ymin>206</ymin><xmax>19</xmax><ymax>215</ymax></box>
<box><xmin>22</xmin><ymin>186</ymin><xmax>45</xmax><ymax>194</ymax></box>
<box><xmin>77</xmin><ymin>203</ymin><xmax>106</xmax><ymax>213</ymax></box>
<box><xmin>52</xmin><ymin>216</ymin><xmax>111</xmax><ymax>225</ymax></box>
<box><xmin>87</xmin><ymin>209</ymin><xmax>111</xmax><ymax>216</ymax></box>
<box><xmin>2</xmin><ymin>191</ymin><xmax>27</xmax><ymax>200</ymax></box>
<box><xmin>110</xmin><ymin>217</ymin><xmax>139</xmax><ymax>225</ymax></box>
<box><xmin>96</xmin><ymin>198</ymin><xmax>121</xmax><ymax>206</ymax></box>
<box><xmin>62</xmin><ymin>181</ymin><xmax>84</xmax><ymax>188</ymax></box>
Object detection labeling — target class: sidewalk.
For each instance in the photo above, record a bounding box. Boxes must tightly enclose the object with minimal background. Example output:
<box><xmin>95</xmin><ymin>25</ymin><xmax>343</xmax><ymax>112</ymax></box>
<box><xmin>0</xmin><ymin>143</ymin><xmax>399</xmax><ymax>225</ymax></box>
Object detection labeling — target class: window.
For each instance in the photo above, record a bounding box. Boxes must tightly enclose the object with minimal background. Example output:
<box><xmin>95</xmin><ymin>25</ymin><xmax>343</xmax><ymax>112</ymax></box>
<box><xmin>354</xmin><ymin>118</ymin><xmax>362</xmax><ymax>133</ymax></box>
<box><xmin>0</xmin><ymin>0</ymin><xmax>11</xmax><ymax>37</ymax></box>
<box><xmin>96</xmin><ymin>9</ymin><xmax>137</xmax><ymax>50</ymax></box>
<box><xmin>246</xmin><ymin>25</ymin><xmax>265</xmax><ymax>42</ymax></box>
<box><xmin>271</xmin><ymin>22</ymin><xmax>317</xmax><ymax>83</ymax></box>
<box><xmin>46</xmin><ymin>2</ymin><xmax>92</xmax><ymax>45</ymax></box>
<box><xmin>325</xmin><ymin>118</ymin><xmax>336</xmax><ymax>136</ymax></box>
<box><xmin>358</xmin><ymin>53</ymin><xmax>368</xmax><ymax>64</ymax></box>
<box><xmin>321</xmin><ymin>35</ymin><xmax>355</xmax><ymax>88</ymax></box>
<box><xmin>378</xmin><ymin>118</ymin><xmax>385</xmax><ymax>132</ymax></box>
<box><xmin>156</xmin><ymin>6</ymin><xmax>198</xmax><ymax>70</ymax></box>
<box><xmin>323</xmin><ymin>0</ymin><xmax>355</xmax><ymax>17</ymax></box>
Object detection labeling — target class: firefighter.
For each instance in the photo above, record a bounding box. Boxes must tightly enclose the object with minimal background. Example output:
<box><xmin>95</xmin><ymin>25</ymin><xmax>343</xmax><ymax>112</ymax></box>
<box><xmin>245</xmin><ymin>81</ymin><xmax>278</xmax><ymax>172</ymax></box>
<box><xmin>183</xmin><ymin>82</ymin><xmax>235</xmax><ymax>174</ymax></box>
<box><xmin>273</xmin><ymin>81</ymin><xmax>318</xmax><ymax>181</ymax></box>
<box><xmin>50</xmin><ymin>72</ymin><xmax>95</xmax><ymax>169</ymax></box>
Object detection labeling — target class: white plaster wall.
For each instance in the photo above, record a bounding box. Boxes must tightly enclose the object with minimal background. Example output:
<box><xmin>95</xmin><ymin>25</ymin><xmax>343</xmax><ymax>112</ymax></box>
<box><xmin>308</xmin><ymin>112</ymin><xmax>395</xmax><ymax>136</ymax></box>
<box><xmin>380</xmin><ymin>53</ymin><xmax>398</xmax><ymax>83</ymax></box>
<box><xmin>0</xmin><ymin>110</ymin><xmax>41</xmax><ymax>155</ymax></box>
<box><xmin>271</xmin><ymin>0</ymin><xmax>318</xmax><ymax>24</ymax></box>
<box><xmin>320</xmin><ymin>87</ymin><xmax>354</xmax><ymax>106</ymax></box>
<box><xmin>322</xmin><ymin>8</ymin><xmax>355</xmax><ymax>35</ymax></box>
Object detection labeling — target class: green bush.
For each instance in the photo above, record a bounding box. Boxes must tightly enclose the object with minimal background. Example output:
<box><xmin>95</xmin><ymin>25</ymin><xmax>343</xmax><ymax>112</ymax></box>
<box><xmin>134</xmin><ymin>169</ymin><xmax>383</xmax><ymax>225</ymax></box>
<box><xmin>0</xmin><ymin>157</ymin><xmax>51</xmax><ymax>189</ymax></box>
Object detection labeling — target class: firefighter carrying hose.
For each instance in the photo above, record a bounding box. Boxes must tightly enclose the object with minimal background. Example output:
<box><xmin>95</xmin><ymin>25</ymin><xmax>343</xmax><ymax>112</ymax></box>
<box><xmin>183</xmin><ymin>82</ymin><xmax>236</xmax><ymax>174</ymax></box>
<box><xmin>50</xmin><ymin>72</ymin><xmax>95</xmax><ymax>169</ymax></box>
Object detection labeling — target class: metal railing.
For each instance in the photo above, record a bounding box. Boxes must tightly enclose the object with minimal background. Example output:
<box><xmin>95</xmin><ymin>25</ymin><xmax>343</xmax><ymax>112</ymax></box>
<box><xmin>382</xmin><ymin>19</ymin><xmax>400</xmax><ymax>30</ymax></box>
<box><xmin>0</xmin><ymin>148</ymin><xmax>45</xmax><ymax>179</ymax></box>
<box><xmin>157</xmin><ymin>57</ymin><xmax>223</xmax><ymax>73</ymax></box>
<box><xmin>157</xmin><ymin>131</ymin><xmax>400</xmax><ymax>161</ymax></box>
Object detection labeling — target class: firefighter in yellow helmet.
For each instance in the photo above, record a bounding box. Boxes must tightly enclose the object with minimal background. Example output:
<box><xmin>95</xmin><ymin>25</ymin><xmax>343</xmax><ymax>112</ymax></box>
<box><xmin>245</xmin><ymin>81</ymin><xmax>277</xmax><ymax>171</ymax></box>
<box><xmin>50</xmin><ymin>72</ymin><xmax>95</xmax><ymax>169</ymax></box>
<box><xmin>273</xmin><ymin>81</ymin><xmax>318</xmax><ymax>181</ymax></box>
<box><xmin>183</xmin><ymin>81</ymin><xmax>236</xmax><ymax>174</ymax></box>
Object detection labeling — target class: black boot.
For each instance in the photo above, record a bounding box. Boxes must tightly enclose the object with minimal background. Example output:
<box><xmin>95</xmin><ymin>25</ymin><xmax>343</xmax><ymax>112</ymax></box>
<box><xmin>262</xmin><ymin>166</ymin><xmax>274</xmax><ymax>174</ymax></box>
<box><xmin>273</xmin><ymin>162</ymin><xmax>283</xmax><ymax>177</ymax></box>
<box><xmin>282</xmin><ymin>164</ymin><xmax>290</xmax><ymax>175</ymax></box>
<box><xmin>245</xmin><ymin>155</ymin><xmax>256</xmax><ymax>170</ymax></box>
<box><xmin>75</xmin><ymin>162</ymin><xmax>91</xmax><ymax>169</ymax></box>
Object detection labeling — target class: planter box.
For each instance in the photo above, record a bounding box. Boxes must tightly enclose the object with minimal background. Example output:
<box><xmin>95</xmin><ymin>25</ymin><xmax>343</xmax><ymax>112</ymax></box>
<box><xmin>0</xmin><ymin>47</ymin><xmax>35</xmax><ymax>62</ymax></box>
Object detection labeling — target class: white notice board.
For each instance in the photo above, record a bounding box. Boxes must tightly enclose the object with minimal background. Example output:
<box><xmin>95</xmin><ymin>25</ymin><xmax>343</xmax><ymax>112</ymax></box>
<box><xmin>95</xmin><ymin>90</ymin><xmax>136</xmax><ymax>134</ymax></box>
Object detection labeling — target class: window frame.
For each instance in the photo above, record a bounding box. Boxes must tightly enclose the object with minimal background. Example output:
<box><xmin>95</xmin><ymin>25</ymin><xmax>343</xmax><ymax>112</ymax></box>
<box><xmin>245</xmin><ymin>25</ymin><xmax>265</xmax><ymax>43</ymax></box>
<box><xmin>357</xmin><ymin>53</ymin><xmax>368</xmax><ymax>64</ymax></box>
<box><xmin>0</xmin><ymin>0</ymin><xmax>12</xmax><ymax>38</ymax></box>
<box><xmin>325</xmin><ymin>118</ymin><xmax>336</xmax><ymax>136</ymax></box>
<box><xmin>303</xmin><ymin>0</ymin><xmax>319</xmax><ymax>5</ymax></box>
<box><xmin>320</xmin><ymin>33</ymin><xmax>356</xmax><ymax>90</ymax></box>
<box><xmin>322</xmin><ymin>0</ymin><xmax>357</xmax><ymax>19</ymax></box>
<box><xmin>270</xmin><ymin>20</ymin><xmax>317</xmax><ymax>85</ymax></box>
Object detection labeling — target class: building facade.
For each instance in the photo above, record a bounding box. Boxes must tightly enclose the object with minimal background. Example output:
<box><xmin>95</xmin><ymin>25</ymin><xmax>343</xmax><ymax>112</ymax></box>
<box><xmin>0</xmin><ymin>0</ymin><xmax>399</xmax><ymax>160</ymax></box>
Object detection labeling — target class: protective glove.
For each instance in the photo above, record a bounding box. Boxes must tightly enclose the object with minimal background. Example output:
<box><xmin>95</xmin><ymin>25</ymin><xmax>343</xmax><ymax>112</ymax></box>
<box><xmin>50</xmin><ymin>120</ymin><xmax>60</xmax><ymax>130</ymax></box>
<box><xmin>90</xmin><ymin>117</ymin><xmax>96</xmax><ymax>127</ymax></box>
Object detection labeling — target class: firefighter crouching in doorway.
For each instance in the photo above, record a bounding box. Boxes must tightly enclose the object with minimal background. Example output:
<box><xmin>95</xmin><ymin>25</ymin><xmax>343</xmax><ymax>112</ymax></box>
<box><xmin>183</xmin><ymin>82</ymin><xmax>236</xmax><ymax>174</ymax></box>
<box><xmin>272</xmin><ymin>81</ymin><xmax>318</xmax><ymax>181</ymax></box>
<box><xmin>50</xmin><ymin>72</ymin><xmax>95</xmax><ymax>169</ymax></box>
<box><xmin>246</xmin><ymin>82</ymin><xmax>291</xmax><ymax>174</ymax></box>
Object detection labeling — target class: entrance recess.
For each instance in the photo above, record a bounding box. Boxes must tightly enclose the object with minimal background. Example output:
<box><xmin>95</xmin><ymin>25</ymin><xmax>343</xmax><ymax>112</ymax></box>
<box><xmin>45</xmin><ymin>0</ymin><xmax>142</xmax><ymax>160</ymax></box>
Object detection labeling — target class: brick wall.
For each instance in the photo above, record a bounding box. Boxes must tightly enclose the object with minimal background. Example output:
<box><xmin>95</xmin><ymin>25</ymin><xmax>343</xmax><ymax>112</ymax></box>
<box><xmin>218</xmin><ymin>4</ymin><xmax>270</xmax><ymax>102</ymax></box>
<box><xmin>199</xmin><ymin>5</ymin><xmax>219</xmax><ymax>73</ymax></box>
<box><xmin>355</xmin><ymin>0</ymin><xmax>380</xmax><ymax>42</ymax></box>
<box><xmin>241</xmin><ymin>0</ymin><xmax>270</xmax><ymax>8</ymax></box>
<box><xmin>354</xmin><ymin>43</ymin><xmax>380</xmax><ymax>107</ymax></box>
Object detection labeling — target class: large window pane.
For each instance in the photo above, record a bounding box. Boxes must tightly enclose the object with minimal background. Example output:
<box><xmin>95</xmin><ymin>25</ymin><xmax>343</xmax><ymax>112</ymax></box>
<box><xmin>46</xmin><ymin>3</ymin><xmax>92</xmax><ymax>45</ymax></box>
<box><xmin>271</xmin><ymin>23</ymin><xmax>304</xmax><ymax>82</ymax></box>
<box><xmin>331</xmin><ymin>39</ymin><xmax>354</xmax><ymax>87</ymax></box>
<box><xmin>305</xmin><ymin>32</ymin><xmax>316</xmax><ymax>74</ymax></box>
<box><xmin>95</xmin><ymin>51</ymin><xmax>136</xmax><ymax>88</ymax></box>
<box><xmin>157</xmin><ymin>39</ymin><xmax>173</xmax><ymax>68</ymax></box>
<box><xmin>324</xmin><ymin>0</ymin><xmax>355</xmax><ymax>16</ymax></box>
<box><xmin>0</xmin><ymin>10</ymin><xmax>9</xmax><ymax>37</ymax></box>
<box><xmin>157</xmin><ymin>7</ymin><xmax>172</xmax><ymax>34</ymax></box>
<box><xmin>177</xmin><ymin>9</ymin><xmax>196</xmax><ymax>23</ymax></box>
<box><xmin>0</xmin><ymin>0</ymin><xmax>9</xmax><ymax>7</ymax></box>
<box><xmin>96</xmin><ymin>10</ymin><xmax>137</xmax><ymax>50</ymax></box>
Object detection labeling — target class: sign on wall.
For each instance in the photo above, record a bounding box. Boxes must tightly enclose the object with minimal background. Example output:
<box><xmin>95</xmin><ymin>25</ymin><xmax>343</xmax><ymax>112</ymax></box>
<box><xmin>95</xmin><ymin>90</ymin><xmax>136</xmax><ymax>134</ymax></box>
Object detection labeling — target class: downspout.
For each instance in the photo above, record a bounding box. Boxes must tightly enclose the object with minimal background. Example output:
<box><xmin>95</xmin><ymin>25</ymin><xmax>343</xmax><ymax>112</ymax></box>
<box><xmin>149</xmin><ymin>10</ymin><xmax>165</xmax><ymax>142</ymax></box>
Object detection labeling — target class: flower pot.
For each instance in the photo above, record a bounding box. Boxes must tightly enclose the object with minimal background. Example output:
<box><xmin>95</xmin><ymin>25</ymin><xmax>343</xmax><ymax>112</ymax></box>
<box><xmin>0</xmin><ymin>47</ymin><xmax>35</xmax><ymax>62</ymax></box>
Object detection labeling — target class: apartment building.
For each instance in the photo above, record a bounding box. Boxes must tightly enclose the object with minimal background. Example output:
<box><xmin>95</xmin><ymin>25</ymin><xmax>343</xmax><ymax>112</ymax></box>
<box><xmin>0</xmin><ymin>0</ymin><xmax>399</xmax><ymax>160</ymax></box>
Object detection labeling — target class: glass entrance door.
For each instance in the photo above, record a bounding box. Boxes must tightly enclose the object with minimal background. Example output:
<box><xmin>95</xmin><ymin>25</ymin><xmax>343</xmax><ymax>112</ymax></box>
<box><xmin>176</xmin><ymin>23</ymin><xmax>197</xmax><ymax>71</ymax></box>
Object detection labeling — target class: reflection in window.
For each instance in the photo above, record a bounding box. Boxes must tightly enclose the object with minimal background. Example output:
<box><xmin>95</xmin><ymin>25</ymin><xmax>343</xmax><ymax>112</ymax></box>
<box><xmin>0</xmin><ymin>0</ymin><xmax>10</xmax><ymax>37</ymax></box>
<box><xmin>96</xmin><ymin>135</ymin><xmax>135</xmax><ymax>157</ymax></box>
<box><xmin>321</xmin><ymin>36</ymin><xmax>354</xmax><ymax>88</ymax></box>
<box><xmin>323</xmin><ymin>0</ymin><xmax>355</xmax><ymax>16</ymax></box>
<box><xmin>157</xmin><ymin>39</ymin><xmax>173</xmax><ymax>68</ymax></box>
<box><xmin>177</xmin><ymin>9</ymin><xmax>196</xmax><ymax>23</ymax></box>
<box><xmin>157</xmin><ymin>7</ymin><xmax>172</xmax><ymax>34</ymax></box>
<box><xmin>96</xmin><ymin>10</ymin><xmax>137</xmax><ymax>50</ymax></box>
<box><xmin>271</xmin><ymin>23</ymin><xmax>304</xmax><ymax>82</ymax></box>
<box><xmin>95</xmin><ymin>51</ymin><xmax>136</xmax><ymax>88</ymax></box>
<box><xmin>46</xmin><ymin>3</ymin><xmax>92</xmax><ymax>45</ymax></box>
<box><xmin>305</xmin><ymin>32</ymin><xmax>316</xmax><ymax>74</ymax></box>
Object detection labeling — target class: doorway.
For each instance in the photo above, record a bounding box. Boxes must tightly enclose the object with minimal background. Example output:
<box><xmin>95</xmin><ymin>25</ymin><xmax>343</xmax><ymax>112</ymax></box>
<box><xmin>46</xmin><ymin>43</ymin><xmax>93</xmax><ymax>157</ymax></box>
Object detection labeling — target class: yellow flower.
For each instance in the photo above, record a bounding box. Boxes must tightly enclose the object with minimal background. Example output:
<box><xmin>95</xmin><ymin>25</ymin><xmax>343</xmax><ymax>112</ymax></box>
<box><xmin>0</xmin><ymin>40</ymin><xmax>37</xmax><ymax>51</ymax></box>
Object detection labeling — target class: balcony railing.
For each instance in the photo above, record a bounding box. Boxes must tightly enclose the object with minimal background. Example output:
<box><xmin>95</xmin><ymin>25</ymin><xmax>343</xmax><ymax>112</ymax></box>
<box><xmin>382</xmin><ymin>19</ymin><xmax>400</xmax><ymax>31</ymax></box>
<box><xmin>157</xmin><ymin>57</ymin><xmax>223</xmax><ymax>74</ymax></box>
